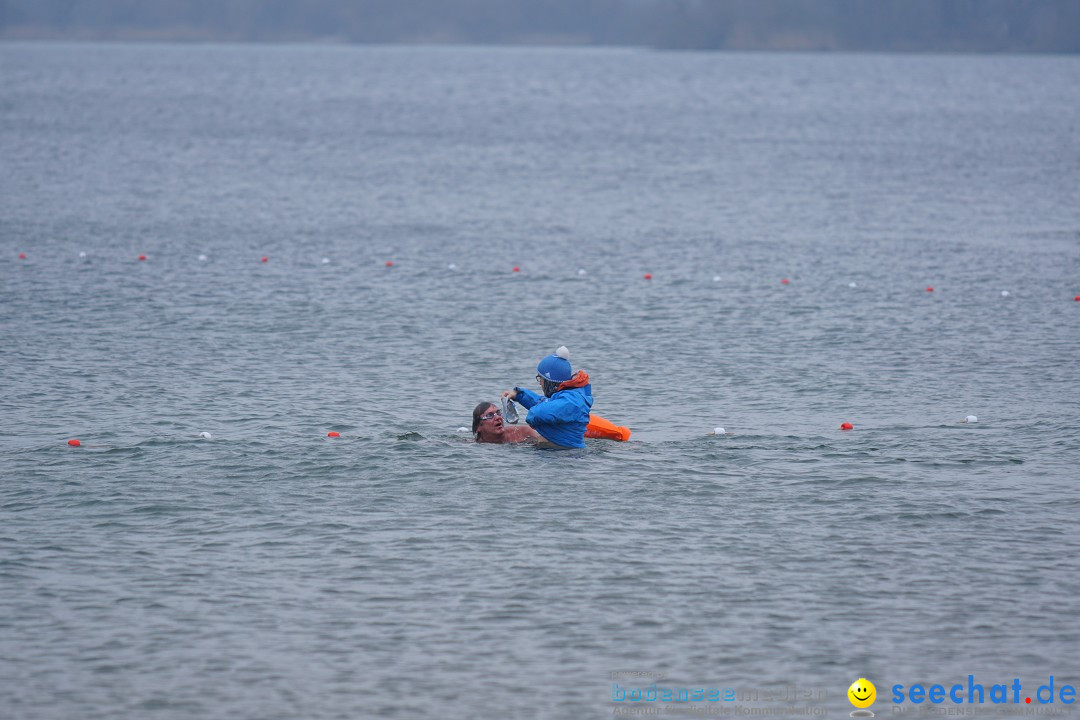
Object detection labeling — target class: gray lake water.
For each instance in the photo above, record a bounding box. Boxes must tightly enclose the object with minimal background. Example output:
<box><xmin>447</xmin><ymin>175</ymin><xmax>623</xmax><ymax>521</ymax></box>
<box><xmin>1</xmin><ymin>42</ymin><xmax>1079</xmax><ymax>719</ymax></box>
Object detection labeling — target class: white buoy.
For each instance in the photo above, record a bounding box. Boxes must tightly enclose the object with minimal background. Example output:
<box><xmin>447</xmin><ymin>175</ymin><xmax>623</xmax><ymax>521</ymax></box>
<box><xmin>713</xmin><ymin>427</ymin><xmax>726</xmax><ymax>435</ymax></box>
<box><xmin>321</xmin><ymin>257</ymin><xmax>330</xmax><ymax>264</ymax></box>
<box><xmin>848</xmin><ymin>282</ymin><xmax>858</xmax><ymax>288</ymax></box>
<box><xmin>198</xmin><ymin>254</ymin><xmax>208</xmax><ymax>262</ymax></box>
<box><xmin>79</xmin><ymin>251</ymin><xmax>87</xmax><ymax>259</ymax></box>
<box><xmin>712</xmin><ymin>276</ymin><xmax>721</xmax><ymax>282</ymax></box>
<box><xmin>578</xmin><ymin>268</ymin><xmax>587</xmax><ymax>276</ymax></box>
<box><xmin>199</xmin><ymin>431</ymin><xmax>212</xmax><ymax>440</ymax></box>
<box><xmin>456</xmin><ymin>427</ymin><xmax>469</xmax><ymax>433</ymax></box>
<box><xmin>448</xmin><ymin>263</ymin><xmax>457</xmax><ymax>270</ymax></box>
<box><xmin>963</xmin><ymin>415</ymin><xmax>978</xmax><ymax>424</ymax></box>
<box><xmin>1001</xmin><ymin>291</ymin><xmax>1009</xmax><ymax>297</ymax></box>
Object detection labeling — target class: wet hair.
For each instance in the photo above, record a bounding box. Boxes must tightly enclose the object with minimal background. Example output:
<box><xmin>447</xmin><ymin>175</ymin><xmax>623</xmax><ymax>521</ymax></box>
<box><xmin>472</xmin><ymin>401</ymin><xmax>496</xmax><ymax>434</ymax></box>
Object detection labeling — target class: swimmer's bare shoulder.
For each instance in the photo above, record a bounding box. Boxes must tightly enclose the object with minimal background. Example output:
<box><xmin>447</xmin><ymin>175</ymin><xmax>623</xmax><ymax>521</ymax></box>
<box><xmin>503</xmin><ymin>425</ymin><xmax>542</xmax><ymax>443</ymax></box>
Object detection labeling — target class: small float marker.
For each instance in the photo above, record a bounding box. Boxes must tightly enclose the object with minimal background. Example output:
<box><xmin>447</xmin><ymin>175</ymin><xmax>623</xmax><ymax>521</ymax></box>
<box><xmin>848</xmin><ymin>282</ymin><xmax>858</xmax><ymax>288</ymax></box>
<box><xmin>781</xmin><ymin>278</ymin><xmax>790</xmax><ymax>285</ymax></box>
<box><xmin>712</xmin><ymin>276</ymin><xmax>721</xmax><ymax>282</ymax></box>
<box><xmin>712</xmin><ymin>427</ymin><xmax>726</xmax><ymax>435</ymax></box>
<box><xmin>138</xmin><ymin>254</ymin><xmax>147</xmax><ymax>261</ymax></box>
<box><xmin>840</xmin><ymin>422</ymin><xmax>854</xmax><ymax>431</ymax></box>
<box><xmin>963</xmin><ymin>415</ymin><xmax>978</xmax><ymax>424</ymax></box>
<box><xmin>67</xmin><ymin>439</ymin><xmax>81</xmax><ymax>447</ymax></box>
<box><xmin>18</xmin><ymin>252</ymin><xmax>27</xmax><ymax>260</ymax></box>
<box><xmin>579</xmin><ymin>268</ymin><xmax>587</xmax><ymax>276</ymax></box>
<box><xmin>644</xmin><ymin>273</ymin><xmax>652</xmax><ymax>280</ymax></box>
<box><xmin>512</xmin><ymin>266</ymin><xmax>520</xmax><ymax>273</ymax></box>
<box><xmin>1074</xmin><ymin>295</ymin><xmax>1080</xmax><ymax>302</ymax></box>
<box><xmin>456</xmin><ymin>427</ymin><xmax>469</xmax><ymax>433</ymax></box>
<box><xmin>385</xmin><ymin>261</ymin><xmax>393</xmax><ymax>267</ymax></box>
<box><xmin>926</xmin><ymin>286</ymin><xmax>934</xmax><ymax>292</ymax></box>
<box><xmin>321</xmin><ymin>257</ymin><xmax>330</xmax><ymax>264</ymax></box>
<box><xmin>448</xmin><ymin>263</ymin><xmax>457</xmax><ymax>270</ymax></box>
<box><xmin>1001</xmin><ymin>291</ymin><xmax>1009</xmax><ymax>297</ymax></box>
<box><xmin>199</xmin><ymin>431</ymin><xmax>212</xmax><ymax>440</ymax></box>
<box><xmin>198</xmin><ymin>254</ymin><xmax>208</xmax><ymax>262</ymax></box>
<box><xmin>327</xmin><ymin>431</ymin><xmax>341</xmax><ymax>438</ymax></box>
<box><xmin>79</xmin><ymin>252</ymin><xmax>87</xmax><ymax>259</ymax></box>
<box><xmin>261</xmin><ymin>256</ymin><xmax>268</xmax><ymax>263</ymax></box>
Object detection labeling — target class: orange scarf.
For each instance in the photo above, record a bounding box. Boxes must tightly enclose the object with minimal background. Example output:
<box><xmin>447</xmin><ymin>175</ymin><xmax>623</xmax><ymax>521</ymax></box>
<box><xmin>557</xmin><ymin>370</ymin><xmax>590</xmax><ymax>391</ymax></box>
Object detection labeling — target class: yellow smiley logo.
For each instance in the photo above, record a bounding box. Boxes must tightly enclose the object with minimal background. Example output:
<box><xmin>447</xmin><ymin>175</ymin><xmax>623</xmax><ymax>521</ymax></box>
<box><xmin>848</xmin><ymin>678</ymin><xmax>877</xmax><ymax>708</ymax></box>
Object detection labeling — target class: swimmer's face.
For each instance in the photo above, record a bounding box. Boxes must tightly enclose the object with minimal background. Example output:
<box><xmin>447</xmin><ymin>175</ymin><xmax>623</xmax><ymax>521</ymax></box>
<box><xmin>848</xmin><ymin>679</ymin><xmax>876</xmax><ymax>708</ymax></box>
<box><xmin>475</xmin><ymin>407</ymin><xmax>504</xmax><ymax>441</ymax></box>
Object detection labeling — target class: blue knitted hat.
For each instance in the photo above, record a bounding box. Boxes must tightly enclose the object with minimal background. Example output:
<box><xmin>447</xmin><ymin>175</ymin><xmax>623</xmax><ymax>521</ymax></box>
<box><xmin>536</xmin><ymin>346</ymin><xmax>572</xmax><ymax>383</ymax></box>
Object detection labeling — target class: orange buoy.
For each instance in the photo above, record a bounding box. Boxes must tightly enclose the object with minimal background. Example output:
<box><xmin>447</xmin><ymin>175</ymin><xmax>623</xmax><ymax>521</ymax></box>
<box><xmin>584</xmin><ymin>414</ymin><xmax>631</xmax><ymax>441</ymax></box>
<box><xmin>67</xmin><ymin>439</ymin><xmax>81</xmax><ymax>447</ymax></box>
<box><xmin>840</xmin><ymin>422</ymin><xmax>854</xmax><ymax>431</ymax></box>
<box><xmin>327</xmin><ymin>431</ymin><xmax>340</xmax><ymax>438</ymax></box>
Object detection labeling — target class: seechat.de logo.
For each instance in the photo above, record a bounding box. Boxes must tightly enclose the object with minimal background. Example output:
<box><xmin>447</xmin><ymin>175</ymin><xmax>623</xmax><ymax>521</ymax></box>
<box><xmin>891</xmin><ymin>677</ymin><xmax>1077</xmax><ymax>706</ymax></box>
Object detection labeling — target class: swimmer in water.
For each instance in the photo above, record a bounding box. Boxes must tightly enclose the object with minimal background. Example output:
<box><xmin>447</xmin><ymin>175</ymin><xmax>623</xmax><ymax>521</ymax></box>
<box><xmin>472</xmin><ymin>401</ymin><xmax>542</xmax><ymax>444</ymax></box>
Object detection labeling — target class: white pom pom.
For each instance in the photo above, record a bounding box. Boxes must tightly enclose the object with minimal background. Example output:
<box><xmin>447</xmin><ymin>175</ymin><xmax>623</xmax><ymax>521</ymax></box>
<box><xmin>555</xmin><ymin>346</ymin><xmax>570</xmax><ymax>360</ymax></box>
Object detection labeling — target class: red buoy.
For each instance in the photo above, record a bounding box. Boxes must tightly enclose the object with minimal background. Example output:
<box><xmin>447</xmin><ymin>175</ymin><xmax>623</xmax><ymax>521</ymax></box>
<box><xmin>840</xmin><ymin>422</ymin><xmax>854</xmax><ymax>431</ymax></box>
<box><xmin>67</xmin><ymin>439</ymin><xmax>81</xmax><ymax>447</ymax></box>
<box><xmin>781</xmin><ymin>278</ymin><xmax>790</xmax><ymax>285</ymax></box>
<box><xmin>512</xmin><ymin>266</ymin><xmax>520</xmax><ymax>273</ymax></box>
<box><xmin>926</xmin><ymin>286</ymin><xmax>934</xmax><ymax>292</ymax></box>
<box><xmin>261</xmin><ymin>256</ymin><xmax>268</xmax><ymax>263</ymax></box>
<box><xmin>644</xmin><ymin>273</ymin><xmax>652</xmax><ymax>280</ymax></box>
<box><xmin>1074</xmin><ymin>295</ymin><xmax>1080</xmax><ymax>302</ymax></box>
<box><xmin>385</xmin><ymin>261</ymin><xmax>393</xmax><ymax>267</ymax></box>
<box><xmin>138</xmin><ymin>254</ymin><xmax>147</xmax><ymax>261</ymax></box>
<box><xmin>327</xmin><ymin>431</ymin><xmax>340</xmax><ymax>438</ymax></box>
<box><xmin>18</xmin><ymin>253</ymin><xmax>26</xmax><ymax>260</ymax></box>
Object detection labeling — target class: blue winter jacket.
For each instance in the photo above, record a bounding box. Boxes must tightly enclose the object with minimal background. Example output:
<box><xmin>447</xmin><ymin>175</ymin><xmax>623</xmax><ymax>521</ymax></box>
<box><xmin>513</xmin><ymin>374</ymin><xmax>594</xmax><ymax>449</ymax></box>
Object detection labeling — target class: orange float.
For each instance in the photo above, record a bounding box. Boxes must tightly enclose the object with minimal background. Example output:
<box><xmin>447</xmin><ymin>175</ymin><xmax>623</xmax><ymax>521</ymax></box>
<box><xmin>585</xmin><ymin>414</ymin><xmax>631</xmax><ymax>442</ymax></box>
